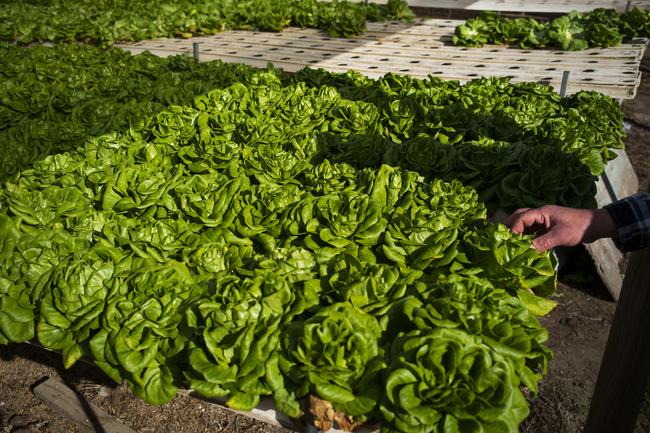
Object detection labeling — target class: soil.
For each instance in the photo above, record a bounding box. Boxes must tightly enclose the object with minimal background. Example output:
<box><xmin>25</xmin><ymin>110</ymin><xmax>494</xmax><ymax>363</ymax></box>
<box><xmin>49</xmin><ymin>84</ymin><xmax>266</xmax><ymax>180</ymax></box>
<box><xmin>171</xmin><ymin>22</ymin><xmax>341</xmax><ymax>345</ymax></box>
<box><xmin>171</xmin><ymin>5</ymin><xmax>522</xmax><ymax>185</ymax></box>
<box><xmin>1</xmin><ymin>33</ymin><xmax>649</xmax><ymax>433</ymax></box>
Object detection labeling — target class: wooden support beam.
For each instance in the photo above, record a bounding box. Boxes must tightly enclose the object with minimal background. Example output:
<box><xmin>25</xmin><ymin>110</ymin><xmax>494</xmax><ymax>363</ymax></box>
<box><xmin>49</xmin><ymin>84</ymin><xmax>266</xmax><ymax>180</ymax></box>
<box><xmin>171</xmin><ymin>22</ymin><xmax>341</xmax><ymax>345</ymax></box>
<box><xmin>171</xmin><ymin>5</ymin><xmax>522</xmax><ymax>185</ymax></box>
<box><xmin>33</xmin><ymin>377</ymin><xmax>137</xmax><ymax>433</ymax></box>
<box><xmin>584</xmin><ymin>247</ymin><xmax>650</xmax><ymax>433</ymax></box>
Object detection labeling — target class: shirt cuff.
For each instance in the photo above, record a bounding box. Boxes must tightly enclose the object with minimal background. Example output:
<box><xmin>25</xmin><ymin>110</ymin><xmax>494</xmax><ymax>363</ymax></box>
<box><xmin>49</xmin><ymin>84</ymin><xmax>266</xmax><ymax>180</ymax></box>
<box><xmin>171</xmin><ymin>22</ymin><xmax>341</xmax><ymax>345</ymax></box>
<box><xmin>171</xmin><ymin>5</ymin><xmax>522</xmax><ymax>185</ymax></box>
<box><xmin>604</xmin><ymin>193</ymin><xmax>650</xmax><ymax>252</ymax></box>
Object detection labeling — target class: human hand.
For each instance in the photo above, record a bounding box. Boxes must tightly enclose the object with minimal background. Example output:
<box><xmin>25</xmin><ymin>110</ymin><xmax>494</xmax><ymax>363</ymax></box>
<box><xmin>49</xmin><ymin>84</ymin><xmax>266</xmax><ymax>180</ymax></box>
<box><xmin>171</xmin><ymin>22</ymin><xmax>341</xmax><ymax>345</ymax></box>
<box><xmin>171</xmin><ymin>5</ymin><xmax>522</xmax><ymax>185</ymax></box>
<box><xmin>505</xmin><ymin>205</ymin><xmax>618</xmax><ymax>252</ymax></box>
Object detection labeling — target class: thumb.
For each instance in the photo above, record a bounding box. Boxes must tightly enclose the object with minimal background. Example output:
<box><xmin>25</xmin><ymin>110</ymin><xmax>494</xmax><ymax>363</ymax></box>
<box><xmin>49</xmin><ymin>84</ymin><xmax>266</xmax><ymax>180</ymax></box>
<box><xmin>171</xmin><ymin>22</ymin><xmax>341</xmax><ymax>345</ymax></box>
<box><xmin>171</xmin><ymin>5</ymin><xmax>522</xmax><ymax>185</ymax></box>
<box><xmin>531</xmin><ymin>230</ymin><xmax>562</xmax><ymax>253</ymax></box>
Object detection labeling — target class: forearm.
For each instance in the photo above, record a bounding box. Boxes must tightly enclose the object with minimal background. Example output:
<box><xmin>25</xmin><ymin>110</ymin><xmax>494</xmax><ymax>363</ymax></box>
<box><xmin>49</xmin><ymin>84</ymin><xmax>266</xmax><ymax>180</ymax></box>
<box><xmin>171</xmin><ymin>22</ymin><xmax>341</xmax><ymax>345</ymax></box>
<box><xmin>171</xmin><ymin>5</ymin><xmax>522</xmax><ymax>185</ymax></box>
<box><xmin>587</xmin><ymin>208</ymin><xmax>619</xmax><ymax>243</ymax></box>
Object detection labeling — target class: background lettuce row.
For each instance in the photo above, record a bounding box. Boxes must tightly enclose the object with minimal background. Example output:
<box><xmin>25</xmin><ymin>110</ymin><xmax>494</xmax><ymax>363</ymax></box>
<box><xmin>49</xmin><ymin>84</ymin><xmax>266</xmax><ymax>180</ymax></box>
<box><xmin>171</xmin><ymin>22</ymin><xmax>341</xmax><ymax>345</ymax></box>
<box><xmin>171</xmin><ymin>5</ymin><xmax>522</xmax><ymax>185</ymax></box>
<box><xmin>5</xmin><ymin>0</ymin><xmax>648</xmax><ymax>50</ymax></box>
<box><xmin>1</xmin><ymin>45</ymin><xmax>625</xmax><ymax>213</ymax></box>
<box><xmin>0</xmin><ymin>75</ymin><xmax>557</xmax><ymax>430</ymax></box>
<box><xmin>0</xmin><ymin>44</ymin><xmax>278</xmax><ymax>182</ymax></box>
<box><xmin>454</xmin><ymin>7</ymin><xmax>650</xmax><ymax>50</ymax></box>
<box><xmin>0</xmin><ymin>0</ymin><xmax>413</xmax><ymax>45</ymax></box>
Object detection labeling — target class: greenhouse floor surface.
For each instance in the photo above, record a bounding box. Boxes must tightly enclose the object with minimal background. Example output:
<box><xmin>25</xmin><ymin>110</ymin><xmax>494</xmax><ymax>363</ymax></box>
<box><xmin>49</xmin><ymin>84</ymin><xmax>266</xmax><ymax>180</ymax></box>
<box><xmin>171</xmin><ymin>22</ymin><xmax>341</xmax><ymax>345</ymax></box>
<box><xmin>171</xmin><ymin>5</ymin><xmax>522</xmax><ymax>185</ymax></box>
<box><xmin>0</xmin><ymin>52</ymin><xmax>649</xmax><ymax>433</ymax></box>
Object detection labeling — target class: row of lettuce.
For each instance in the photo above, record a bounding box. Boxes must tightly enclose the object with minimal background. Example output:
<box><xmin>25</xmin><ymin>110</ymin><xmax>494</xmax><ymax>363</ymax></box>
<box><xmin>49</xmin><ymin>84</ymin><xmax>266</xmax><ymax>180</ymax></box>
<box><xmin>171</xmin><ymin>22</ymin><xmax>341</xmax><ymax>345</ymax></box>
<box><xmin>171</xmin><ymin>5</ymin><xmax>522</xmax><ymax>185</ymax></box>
<box><xmin>0</xmin><ymin>45</ymin><xmax>624</xmax><ymax>431</ymax></box>
<box><xmin>454</xmin><ymin>7</ymin><xmax>650</xmax><ymax>50</ymax></box>
<box><xmin>0</xmin><ymin>0</ymin><xmax>413</xmax><ymax>44</ymax></box>
<box><xmin>1</xmin><ymin>45</ymin><xmax>624</xmax><ymax>212</ymax></box>
<box><xmin>2</xmin><ymin>0</ymin><xmax>649</xmax><ymax>51</ymax></box>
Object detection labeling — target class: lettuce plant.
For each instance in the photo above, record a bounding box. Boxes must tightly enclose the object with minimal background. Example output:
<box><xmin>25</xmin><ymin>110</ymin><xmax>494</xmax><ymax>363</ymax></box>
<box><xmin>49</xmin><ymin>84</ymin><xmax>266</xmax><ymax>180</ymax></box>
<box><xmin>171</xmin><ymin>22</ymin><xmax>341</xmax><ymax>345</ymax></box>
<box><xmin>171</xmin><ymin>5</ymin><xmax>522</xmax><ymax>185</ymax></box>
<box><xmin>380</xmin><ymin>328</ymin><xmax>529</xmax><ymax>433</ymax></box>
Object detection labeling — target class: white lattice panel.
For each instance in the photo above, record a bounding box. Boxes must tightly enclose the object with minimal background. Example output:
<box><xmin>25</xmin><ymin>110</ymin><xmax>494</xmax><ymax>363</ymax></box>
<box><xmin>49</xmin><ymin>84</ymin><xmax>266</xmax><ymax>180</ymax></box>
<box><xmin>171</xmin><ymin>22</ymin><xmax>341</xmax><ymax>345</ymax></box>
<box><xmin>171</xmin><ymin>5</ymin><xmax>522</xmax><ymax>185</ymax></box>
<box><xmin>116</xmin><ymin>18</ymin><xmax>647</xmax><ymax>99</ymax></box>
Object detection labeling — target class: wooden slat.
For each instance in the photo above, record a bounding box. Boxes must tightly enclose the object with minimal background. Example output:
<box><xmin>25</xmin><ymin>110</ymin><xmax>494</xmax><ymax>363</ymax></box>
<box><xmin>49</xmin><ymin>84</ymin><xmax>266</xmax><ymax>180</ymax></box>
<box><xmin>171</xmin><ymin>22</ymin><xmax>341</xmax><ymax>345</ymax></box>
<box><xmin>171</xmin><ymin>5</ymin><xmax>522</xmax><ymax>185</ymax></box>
<box><xmin>33</xmin><ymin>377</ymin><xmax>137</xmax><ymax>433</ymax></box>
<box><xmin>115</xmin><ymin>19</ymin><xmax>647</xmax><ymax>100</ymax></box>
<box><xmin>124</xmin><ymin>43</ymin><xmax>639</xmax><ymax>85</ymax></box>
<box><xmin>120</xmin><ymin>46</ymin><xmax>638</xmax><ymax>99</ymax></box>
<box><xmin>186</xmin><ymin>29</ymin><xmax>645</xmax><ymax>70</ymax></box>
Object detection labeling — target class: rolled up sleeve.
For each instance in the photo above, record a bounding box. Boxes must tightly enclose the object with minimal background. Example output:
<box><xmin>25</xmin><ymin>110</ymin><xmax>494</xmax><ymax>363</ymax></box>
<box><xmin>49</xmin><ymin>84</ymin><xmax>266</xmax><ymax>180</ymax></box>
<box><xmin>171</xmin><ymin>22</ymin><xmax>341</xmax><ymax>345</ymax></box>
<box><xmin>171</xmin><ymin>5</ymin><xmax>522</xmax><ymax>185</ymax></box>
<box><xmin>604</xmin><ymin>193</ymin><xmax>650</xmax><ymax>252</ymax></box>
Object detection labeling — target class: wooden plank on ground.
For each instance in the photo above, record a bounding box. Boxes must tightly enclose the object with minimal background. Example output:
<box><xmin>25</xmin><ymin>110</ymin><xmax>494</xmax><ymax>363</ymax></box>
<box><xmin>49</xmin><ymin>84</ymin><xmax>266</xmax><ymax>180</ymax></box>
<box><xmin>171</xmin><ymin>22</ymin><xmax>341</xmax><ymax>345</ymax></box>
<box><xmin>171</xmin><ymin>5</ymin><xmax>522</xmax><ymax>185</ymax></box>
<box><xmin>33</xmin><ymin>377</ymin><xmax>137</xmax><ymax>433</ymax></box>
<box><xmin>115</xmin><ymin>19</ymin><xmax>647</xmax><ymax>99</ymax></box>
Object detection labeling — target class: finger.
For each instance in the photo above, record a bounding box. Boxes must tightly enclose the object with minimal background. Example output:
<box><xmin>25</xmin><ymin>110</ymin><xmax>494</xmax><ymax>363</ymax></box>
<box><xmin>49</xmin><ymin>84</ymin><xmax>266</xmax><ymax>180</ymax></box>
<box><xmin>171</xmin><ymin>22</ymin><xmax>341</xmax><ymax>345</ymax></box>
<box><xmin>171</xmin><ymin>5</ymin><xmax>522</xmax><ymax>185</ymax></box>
<box><xmin>531</xmin><ymin>230</ymin><xmax>562</xmax><ymax>252</ymax></box>
<box><xmin>508</xmin><ymin>209</ymin><xmax>546</xmax><ymax>235</ymax></box>
<box><xmin>504</xmin><ymin>208</ymin><xmax>531</xmax><ymax>228</ymax></box>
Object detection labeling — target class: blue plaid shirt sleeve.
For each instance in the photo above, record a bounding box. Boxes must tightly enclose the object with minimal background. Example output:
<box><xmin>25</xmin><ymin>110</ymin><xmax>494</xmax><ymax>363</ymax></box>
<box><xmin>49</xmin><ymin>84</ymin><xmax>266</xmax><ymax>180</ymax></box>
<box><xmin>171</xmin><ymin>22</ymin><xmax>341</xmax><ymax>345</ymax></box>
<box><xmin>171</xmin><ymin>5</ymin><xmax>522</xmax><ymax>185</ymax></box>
<box><xmin>604</xmin><ymin>193</ymin><xmax>650</xmax><ymax>252</ymax></box>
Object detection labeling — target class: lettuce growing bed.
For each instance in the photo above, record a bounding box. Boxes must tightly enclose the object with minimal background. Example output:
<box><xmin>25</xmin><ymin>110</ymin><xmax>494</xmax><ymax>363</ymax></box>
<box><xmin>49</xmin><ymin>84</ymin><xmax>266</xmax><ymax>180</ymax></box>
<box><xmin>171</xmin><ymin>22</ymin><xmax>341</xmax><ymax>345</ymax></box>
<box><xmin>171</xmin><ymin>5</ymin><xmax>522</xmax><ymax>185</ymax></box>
<box><xmin>0</xmin><ymin>45</ymin><xmax>627</xmax><ymax>432</ymax></box>
<box><xmin>0</xmin><ymin>45</ymin><xmax>625</xmax><ymax>210</ymax></box>
<box><xmin>0</xmin><ymin>0</ymin><xmax>414</xmax><ymax>45</ymax></box>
